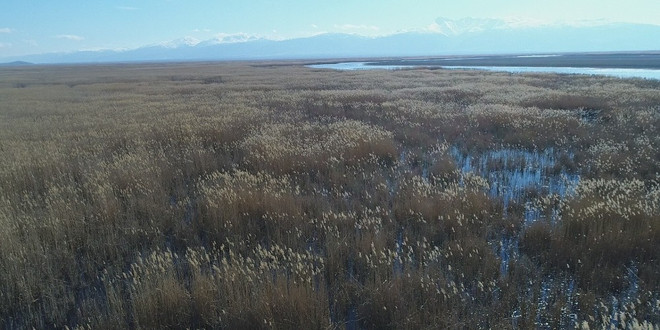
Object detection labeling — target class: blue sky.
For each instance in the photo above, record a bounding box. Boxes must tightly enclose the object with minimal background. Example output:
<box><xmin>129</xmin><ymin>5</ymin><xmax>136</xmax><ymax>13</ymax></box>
<box><xmin>1</xmin><ymin>0</ymin><xmax>659</xmax><ymax>57</ymax></box>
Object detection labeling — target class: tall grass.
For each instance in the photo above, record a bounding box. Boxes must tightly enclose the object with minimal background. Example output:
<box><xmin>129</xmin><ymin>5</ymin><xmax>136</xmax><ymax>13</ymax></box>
<box><xmin>0</xmin><ymin>62</ymin><xmax>658</xmax><ymax>328</ymax></box>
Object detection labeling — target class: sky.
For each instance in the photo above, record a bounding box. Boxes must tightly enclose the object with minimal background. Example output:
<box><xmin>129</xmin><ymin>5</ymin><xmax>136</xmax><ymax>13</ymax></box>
<box><xmin>1</xmin><ymin>0</ymin><xmax>659</xmax><ymax>57</ymax></box>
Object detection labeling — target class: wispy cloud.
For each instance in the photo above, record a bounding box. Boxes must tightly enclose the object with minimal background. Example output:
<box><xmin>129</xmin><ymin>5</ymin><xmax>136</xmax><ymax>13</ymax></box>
<box><xmin>56</xmin><ymin>34</ymin><xmax>85</xmax><ymax>41</ymax></box>
<box><xmin>116</xmin><ymin>6</ymin><xmax>138</xmax><ymax>11</ymax></box>
<box><xmin>0</xmin><ymin>28</ymin><xmax>12</xmax><ymax>34</ymax></box>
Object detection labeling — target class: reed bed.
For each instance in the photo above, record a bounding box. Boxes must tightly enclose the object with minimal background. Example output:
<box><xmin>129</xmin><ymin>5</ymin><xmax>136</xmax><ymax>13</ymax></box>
<box><xmin>0</xmin><ymin>62</ymin><xmax>658</xmax><ymax>328</ymax></box>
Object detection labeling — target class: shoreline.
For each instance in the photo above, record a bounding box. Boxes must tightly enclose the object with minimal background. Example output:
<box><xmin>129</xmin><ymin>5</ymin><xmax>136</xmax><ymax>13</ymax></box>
<box><xmin>367</xmin><ymin>52</ymin><xmax>660</xmax><ymax>69</ymax></box>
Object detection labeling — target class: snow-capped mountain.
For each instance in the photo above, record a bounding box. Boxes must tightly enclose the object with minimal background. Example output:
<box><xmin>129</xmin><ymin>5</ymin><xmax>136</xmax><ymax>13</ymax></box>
<box><xmin>158</xmin><ymin>37</ymin><xmax>201</xmax><ymax>48</ymax></box>
<box><xmin>429</xmin><ymin>17</ymin><xmax>512</xmax><ymax>36</ymax></box>
<box><xmin>428</xmin><ymin>17</ymin><xmax>628</xmax><ymax>36</ymax></box>
<box><xmin>197</xmin><ymin>33</ymin><xmax>265</xmax><ymax>46</ymax></box>
<box><xmin>2</xmin><ymin>19</ymin><xmax>659</xmax><ymax>64</ymax></box>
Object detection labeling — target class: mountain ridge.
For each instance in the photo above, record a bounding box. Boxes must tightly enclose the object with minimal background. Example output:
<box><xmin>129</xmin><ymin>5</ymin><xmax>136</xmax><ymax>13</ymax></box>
<box><xmin>2</xmin><ymin>19</ymin><xmax>659</xmax><ymax>64</ymax></box>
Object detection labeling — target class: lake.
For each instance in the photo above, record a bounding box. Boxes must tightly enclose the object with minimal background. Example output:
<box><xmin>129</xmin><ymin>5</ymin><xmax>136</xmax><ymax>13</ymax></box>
<box><xmin>308</xmin><ymin>62</ymin><xmax>660</xmax><ymax>80</ymax></box>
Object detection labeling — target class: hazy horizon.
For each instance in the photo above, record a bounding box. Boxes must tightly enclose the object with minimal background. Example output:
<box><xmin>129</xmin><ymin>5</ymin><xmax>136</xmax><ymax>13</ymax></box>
<box><xmin>2</xmin><ymin>0</ymin><xmax>660</xmax><ymax>61</ymax></box>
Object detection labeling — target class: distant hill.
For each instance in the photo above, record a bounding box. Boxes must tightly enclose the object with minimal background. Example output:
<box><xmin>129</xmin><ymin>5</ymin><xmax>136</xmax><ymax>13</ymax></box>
<box><xmin>2</xmin><ymin>19</ymin><xmax>660</xmax><ymax>64</ymax></box>
<box><xmin>0</xmin><ymin>61</ymin><xmax>34</xmax><ymax>67</ymax></box>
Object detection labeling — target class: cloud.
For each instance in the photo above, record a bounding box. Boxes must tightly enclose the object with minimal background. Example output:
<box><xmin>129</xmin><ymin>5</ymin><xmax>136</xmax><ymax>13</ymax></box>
<box><xmin>56</xmin><ymin>34</ymin><xmax>85</xmax><ymax>41</ymax></box>
<box><xmin>116</xmin><ymin>6</ymin><xmax>138</xmax><ymax>10</ymax></box>
<box><xmin>334</xmin><ymin>24</ymin><xmax>380</xmax><ymax>32</ymax></box>
<box><xmin>311</xmin><ymin>24</ymin><xmax>319</xmax><ymax>29</ymax></box>
<box><xmin>0</xmin><ymin>42</ymin><xmax>11</xmax><ymax>48</ymax></box>
<box><xmin>0</xmin><ymin>28</ymin><xmax>12</xmax><ymax>33</ymax></box>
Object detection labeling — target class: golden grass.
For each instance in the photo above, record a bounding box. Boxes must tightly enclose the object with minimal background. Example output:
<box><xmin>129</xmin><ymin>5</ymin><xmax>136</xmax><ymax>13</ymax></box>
<box><xmin>0</xmin><ymin>61</ymin><xmax>658</xmax><ymax>328</ymax></box>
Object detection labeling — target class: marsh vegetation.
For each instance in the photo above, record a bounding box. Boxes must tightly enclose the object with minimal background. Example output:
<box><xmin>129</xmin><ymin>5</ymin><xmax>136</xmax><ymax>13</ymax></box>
<box><xmin>0</xmin><ymin>62</ymin><xmax>659</xmax><ymax>328</ymax></box>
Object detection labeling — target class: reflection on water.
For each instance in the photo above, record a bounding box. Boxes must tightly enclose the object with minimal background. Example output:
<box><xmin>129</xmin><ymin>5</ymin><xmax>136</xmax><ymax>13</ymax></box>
<box><xmin>308</xmin><ymin>62</ymin><xmax>660</xmax><ymax>80</ymax></box>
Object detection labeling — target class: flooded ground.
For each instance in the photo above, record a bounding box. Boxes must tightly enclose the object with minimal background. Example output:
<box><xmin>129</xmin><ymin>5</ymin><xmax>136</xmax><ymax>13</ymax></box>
<box><xmin>451</xmin><ymin>148</ymin><xmax>580</xmax><ymax>224</ymax></box>
<box><xmin>448</xmin><ymin>147</ymin><xmax>643</xmax><ymax>327</ymax></box>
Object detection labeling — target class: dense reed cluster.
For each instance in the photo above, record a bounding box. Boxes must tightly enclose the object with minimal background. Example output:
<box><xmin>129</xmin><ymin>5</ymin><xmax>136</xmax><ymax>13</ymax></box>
<box><xmin>0</xmin><ymin>62</ymin><xmax>658</xmax><ymax>328</ymax></box>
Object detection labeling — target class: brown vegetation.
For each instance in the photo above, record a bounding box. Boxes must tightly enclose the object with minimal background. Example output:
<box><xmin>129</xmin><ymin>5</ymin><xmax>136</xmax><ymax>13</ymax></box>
<box><xmin>0</xmin><ymin>62</ymin><xmax>658</xmax><ymax>328</ymax></box>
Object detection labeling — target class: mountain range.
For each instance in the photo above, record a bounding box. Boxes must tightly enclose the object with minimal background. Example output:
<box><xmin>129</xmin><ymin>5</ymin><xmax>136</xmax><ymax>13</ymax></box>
<box><xmin>2</xmin><ymin>18</ymin><xmax>660</xmax><ymax>64</ymax></box>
